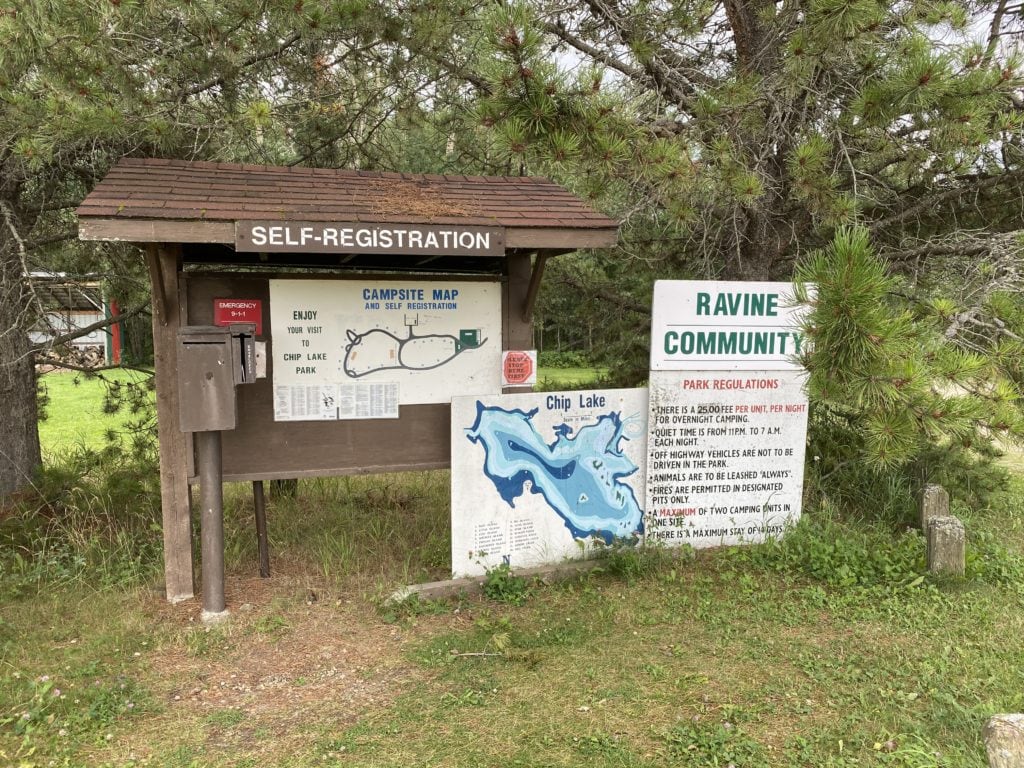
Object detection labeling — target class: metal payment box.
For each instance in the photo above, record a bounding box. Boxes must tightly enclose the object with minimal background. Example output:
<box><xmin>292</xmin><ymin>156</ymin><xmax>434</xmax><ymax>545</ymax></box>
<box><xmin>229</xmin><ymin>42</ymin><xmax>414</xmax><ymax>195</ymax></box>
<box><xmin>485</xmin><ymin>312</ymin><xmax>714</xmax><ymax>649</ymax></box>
<box><xmin>176</xmin><ymin>324</ymin><xmax>256</xmax><ymax>432</ymax></box>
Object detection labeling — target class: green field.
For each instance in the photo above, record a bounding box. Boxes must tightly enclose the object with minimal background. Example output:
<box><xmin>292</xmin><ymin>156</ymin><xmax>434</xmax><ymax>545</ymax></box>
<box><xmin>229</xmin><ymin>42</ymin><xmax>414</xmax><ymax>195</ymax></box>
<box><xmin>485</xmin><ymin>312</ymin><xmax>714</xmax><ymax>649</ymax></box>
<box><xmin>3</xmin><ymin>370</ymin><xmax>1023</xmax><ymax>767</ymax></box>
<box><xmin>37</xmin><ymin>369</ymin><xmax>154</xmax><ymax>456</ymax></box>
<box><xmin>537</xmin><ymin>366</ymin><xmax>608</xmax><ymax>388</ymax></box>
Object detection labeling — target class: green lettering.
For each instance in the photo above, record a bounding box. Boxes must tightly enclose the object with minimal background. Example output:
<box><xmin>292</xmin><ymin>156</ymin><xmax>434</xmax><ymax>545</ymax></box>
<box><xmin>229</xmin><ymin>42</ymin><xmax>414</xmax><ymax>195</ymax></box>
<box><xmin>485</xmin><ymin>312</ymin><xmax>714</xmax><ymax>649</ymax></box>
<box><xmin>719</xmin><ymin>331</ymin><xmax>737</xmax><ymax>355</ymax></box>
<box><xmin>664</xmin><ymin>331</ymin><xmax>679</xmax><ymax>354</ymax></box>
<box><xmin>766</xmin><ymin>294</ymin><xmax>779</xmax><ymax>316</ymax></box>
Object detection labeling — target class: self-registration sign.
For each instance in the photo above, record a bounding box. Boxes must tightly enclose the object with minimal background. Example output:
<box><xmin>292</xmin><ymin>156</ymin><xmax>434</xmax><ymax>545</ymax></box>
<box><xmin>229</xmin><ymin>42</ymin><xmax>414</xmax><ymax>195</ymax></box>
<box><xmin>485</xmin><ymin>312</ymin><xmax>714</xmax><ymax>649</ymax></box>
<box><xmin>236</xmin><ymin>221</ymin><xmax>503</xmax><ymax>257</ymax></box>
<box><xmin>645</xmin><ymin>280</ymin><xmax>812</xmax><ymax>549</ymax></box>
<box><xmin>650</xmin><ymin>281</ymin><xmax>807</xmax><ymax>371</ymax></box>
<box><xmin>269</xmin><ymin>279</ymin><xmax>502</xmax><ymax>420</ymax></box>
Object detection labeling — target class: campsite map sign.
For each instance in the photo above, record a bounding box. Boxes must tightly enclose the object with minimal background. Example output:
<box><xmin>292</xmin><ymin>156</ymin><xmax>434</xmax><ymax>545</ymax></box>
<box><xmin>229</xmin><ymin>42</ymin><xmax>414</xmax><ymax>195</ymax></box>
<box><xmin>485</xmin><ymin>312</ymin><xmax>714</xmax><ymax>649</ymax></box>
<box><xmin>646</xmin><ymin>281</ymin><xmax>811</xmax><ymax>548</ymax></box>
<box><xmin>269</xmin><ymin>279</ymin><xmax>501</xmax><ymax>420</ymax></box>
<box><xmin>451</xmin><ymin>388</ymin><xmax>648</xmax><ymax>577</ymax></box>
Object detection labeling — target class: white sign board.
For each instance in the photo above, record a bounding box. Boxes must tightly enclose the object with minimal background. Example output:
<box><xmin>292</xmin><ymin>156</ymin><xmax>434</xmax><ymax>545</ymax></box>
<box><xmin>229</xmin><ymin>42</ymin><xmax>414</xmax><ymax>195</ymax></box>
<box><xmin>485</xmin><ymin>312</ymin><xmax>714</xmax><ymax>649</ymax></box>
<box><xmin>650</xmin><ymin>280</ymin><xmax>807</xmax><ymax>371</ymax></box>
<box><xmin>646</xmin><ymin>280</ymin><xmax>812</xmax><ymax>548</ymax></box>
<box><xmin>646</xmin><ymin>370</ymin><xmax>808</xmax><ymax>547</ymax></box>
<box><xmin>451</xmin><ymin>388</ymin><xmax>648</xmax><ymax>577</ymax></box>
<box><xmin>269</xmin><ymin>279</ymin><xmax>502</xmax><ymax>420</ymax></box>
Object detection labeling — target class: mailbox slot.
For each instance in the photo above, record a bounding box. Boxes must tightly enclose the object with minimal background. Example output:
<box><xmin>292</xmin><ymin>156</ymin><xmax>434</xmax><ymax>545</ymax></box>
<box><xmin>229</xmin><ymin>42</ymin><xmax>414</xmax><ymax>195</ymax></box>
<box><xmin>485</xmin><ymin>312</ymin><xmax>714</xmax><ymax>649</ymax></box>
<box><xmin>228</xmin><ymin>323</ymin><xmax>257</xmax><ymax>385</ymax></box>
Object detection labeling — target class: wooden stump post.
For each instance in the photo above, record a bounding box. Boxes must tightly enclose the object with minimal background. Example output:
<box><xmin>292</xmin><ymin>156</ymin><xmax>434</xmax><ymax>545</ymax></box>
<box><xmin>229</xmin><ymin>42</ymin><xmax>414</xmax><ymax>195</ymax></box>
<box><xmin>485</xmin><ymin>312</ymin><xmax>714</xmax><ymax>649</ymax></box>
<box><xmin>919</xmin><ymin>484</ymin><xmax>949</xmax><ymax>530</ymax></box>
<box><xmin>927</xmin><ymin>515</ymin><xmax>965</xmax><ymax>576</ymax></box>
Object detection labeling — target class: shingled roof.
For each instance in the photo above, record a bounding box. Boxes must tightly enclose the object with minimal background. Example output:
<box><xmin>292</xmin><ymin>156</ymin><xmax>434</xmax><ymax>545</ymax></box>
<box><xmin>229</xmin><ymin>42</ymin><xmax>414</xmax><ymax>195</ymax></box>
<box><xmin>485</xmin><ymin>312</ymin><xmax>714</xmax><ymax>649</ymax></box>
<box><xmin>77</xmin><ymin>158</ymin><xmax>618</xmax><ymax>251</ymax></box>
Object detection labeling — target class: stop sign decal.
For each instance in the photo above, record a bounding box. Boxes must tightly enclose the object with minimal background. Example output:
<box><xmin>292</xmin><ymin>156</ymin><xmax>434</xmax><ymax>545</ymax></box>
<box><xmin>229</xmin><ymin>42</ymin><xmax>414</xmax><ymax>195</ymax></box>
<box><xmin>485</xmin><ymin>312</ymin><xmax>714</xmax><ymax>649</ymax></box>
<box><xmin>502</xmin><ymin>350</ymin><xmax>536</xmax><ymax>386</ymax></box>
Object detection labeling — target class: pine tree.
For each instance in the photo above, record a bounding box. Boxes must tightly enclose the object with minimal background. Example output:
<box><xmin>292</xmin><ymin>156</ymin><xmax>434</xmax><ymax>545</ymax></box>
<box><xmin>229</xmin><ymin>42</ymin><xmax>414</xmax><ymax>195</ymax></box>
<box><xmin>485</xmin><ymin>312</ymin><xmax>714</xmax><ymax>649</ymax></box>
<box><xmin>405</xmin><ymin>0</ymin><xmax>1024</xmax><ymax>402</ymax></box>
<box><xmin>797</xmin><ymin>226</ymin><xmax>1024</xmax><ymax>486</ymax></box>
<box><xmin>455</xmin><ymin>0</ymin><xmax>1023</xmax><ymax>280</ymax></box>
<box><xmin>0</xmin><ymin>0</ymin><xmax>451</xmax><ymax>497</ymax></box>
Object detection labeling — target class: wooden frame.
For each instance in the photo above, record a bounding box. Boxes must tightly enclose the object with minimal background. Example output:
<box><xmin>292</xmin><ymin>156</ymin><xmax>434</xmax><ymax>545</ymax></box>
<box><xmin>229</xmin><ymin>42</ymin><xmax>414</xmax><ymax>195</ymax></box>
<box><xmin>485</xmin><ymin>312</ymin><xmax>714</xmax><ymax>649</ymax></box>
<box><xmin>83</xmin><ymin>164</ymin><xmax>618</xmax><ymax>604</ymax></box>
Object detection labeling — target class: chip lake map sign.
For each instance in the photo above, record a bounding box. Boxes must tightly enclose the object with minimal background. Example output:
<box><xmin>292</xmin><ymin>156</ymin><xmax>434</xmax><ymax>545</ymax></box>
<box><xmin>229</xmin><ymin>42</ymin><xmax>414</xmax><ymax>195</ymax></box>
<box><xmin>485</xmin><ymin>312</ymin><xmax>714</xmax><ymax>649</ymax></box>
<box><xmin>646</xmin><ymin>280</ymin><xmax>811</xmax><ymax>548</ymax></box>
<box><xmin>451</xmin><ymin>388</ymin><xmax>648</xmax><ymax>577</ymax></box>
<box><xmin>270</xmin><ymin>279</ymin><xmax>501</xmax><ymax>420</ymax></box>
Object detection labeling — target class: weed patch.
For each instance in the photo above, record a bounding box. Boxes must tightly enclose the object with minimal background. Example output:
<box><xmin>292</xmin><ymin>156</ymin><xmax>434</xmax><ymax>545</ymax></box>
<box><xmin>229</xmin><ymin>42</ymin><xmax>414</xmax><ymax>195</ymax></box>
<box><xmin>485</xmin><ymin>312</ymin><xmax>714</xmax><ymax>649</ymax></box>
<box><xmin>482</xmin><ymin>563</ymin><xmax>531</xmax><ymax>605</ymax></box>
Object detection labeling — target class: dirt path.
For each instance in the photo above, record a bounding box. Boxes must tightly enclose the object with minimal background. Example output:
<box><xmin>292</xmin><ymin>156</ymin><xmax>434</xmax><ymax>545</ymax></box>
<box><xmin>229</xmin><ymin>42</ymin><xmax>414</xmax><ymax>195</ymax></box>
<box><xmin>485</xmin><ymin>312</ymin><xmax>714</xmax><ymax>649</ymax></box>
<box><xmin>100</xmin><ymin>575</ymin><xmax>424</xmax><ymax>764</ymax></box>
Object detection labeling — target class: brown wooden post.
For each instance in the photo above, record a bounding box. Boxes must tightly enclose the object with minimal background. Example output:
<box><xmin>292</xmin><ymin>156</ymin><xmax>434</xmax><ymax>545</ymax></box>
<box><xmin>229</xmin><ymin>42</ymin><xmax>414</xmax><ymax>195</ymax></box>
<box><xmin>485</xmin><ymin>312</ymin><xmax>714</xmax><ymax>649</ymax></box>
<box><xmin>146</xmin><ymin>243</ymin><xmax>195</xmax><ymax>602</ymax></box>
<box><xmin>252</xmin><ymin>480</ymin><xmax>271</xmax><ymax>578</ymax></box>
<box><xmin>505</xmin><ymin>250</ymin><xmax>533</xmax><ymax>348</ymax></box>
<box><xmin>503</xmin><ymin>251</ymin><xmax>535</xmax><ymax>393</ymax></box>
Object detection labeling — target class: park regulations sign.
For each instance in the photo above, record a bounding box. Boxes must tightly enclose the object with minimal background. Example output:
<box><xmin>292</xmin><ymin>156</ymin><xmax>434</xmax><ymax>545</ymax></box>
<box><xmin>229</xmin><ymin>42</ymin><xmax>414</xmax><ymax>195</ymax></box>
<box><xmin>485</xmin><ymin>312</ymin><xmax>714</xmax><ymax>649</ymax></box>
<box><xmin>645</xmin><ymin>280</ymin><xmax>812</xmax><ymax>548</ymax></box>
<box><xmin>451</xmin><ymin>388</ymin><xmax>648</xmax><ymax>577</ymax></box>
<box><xmin>269</xmin><ymin>279</ymin><xmax>502</xmax><ymax>420</ymax></box>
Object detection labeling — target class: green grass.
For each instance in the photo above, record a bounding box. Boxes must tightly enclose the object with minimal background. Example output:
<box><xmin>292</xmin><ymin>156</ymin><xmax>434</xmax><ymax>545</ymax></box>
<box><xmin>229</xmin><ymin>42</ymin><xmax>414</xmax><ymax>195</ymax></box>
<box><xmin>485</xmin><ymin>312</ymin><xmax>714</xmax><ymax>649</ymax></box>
<box><xmin>537</xmin><ymin>366</ymin><xmax>607</xmax><ymax>388</ymax></box>
<box><xmin>3</xmin><ymin>469</ymin><xmax>1023</xmax><ymax>766</ymax></box>
<box><xmin>37</xmin><ymin>369</ymin><xmax>154</xmax><ymax>456</ymax></box>
<box><xmin>5</xmin><ymin>376</ymin><xmax>1024</xmax><ymax>766</ymax></box>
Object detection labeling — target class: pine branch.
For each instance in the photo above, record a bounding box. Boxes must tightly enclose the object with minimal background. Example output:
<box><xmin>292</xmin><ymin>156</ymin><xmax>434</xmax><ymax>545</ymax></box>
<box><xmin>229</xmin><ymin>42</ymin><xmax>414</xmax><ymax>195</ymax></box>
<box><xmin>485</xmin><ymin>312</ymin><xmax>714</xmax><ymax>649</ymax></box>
<box><xmin>557</xmin><ymin>271</ymin><xmax>649</xmax><ymax>316</ymax></box>
<box><xmin>983</xmin><ymin>0</ymin><xmax>1011</xmax><ymax>66</ymax></box>
<box><xmin>581</xmin><ymin>0</ymin><xmax>699</xmax><ymax>110</ymax></box>
<box><xmin>543</xmin><ymin>21</ymin><xmax>647</xmax><ymax>84</ymax></box>
<box><xmin>25</xmin><ymin>230</ymin><xmax>78</xmax><ymax>250</ymax></box>
<box><xmin>870</xmin><ymin>168</ymin><xmax>1024</xmax><ymax>234</ymax></box>
<box><xmin>173</xmin><ymin>31</ymin><xmax>303</xmax><ymax>100</ymax></box>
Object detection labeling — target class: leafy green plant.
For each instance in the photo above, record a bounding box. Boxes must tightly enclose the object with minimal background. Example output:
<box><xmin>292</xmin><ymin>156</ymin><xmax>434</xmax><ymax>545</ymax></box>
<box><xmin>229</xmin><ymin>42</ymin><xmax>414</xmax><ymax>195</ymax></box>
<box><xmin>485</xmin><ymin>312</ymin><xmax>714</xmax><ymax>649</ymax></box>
<box><xmin>537</xmin><ymin>350</ymin><xmax>590</xmax><ymax>369</ymax></box>
<box><xmin>1</xmin><ymin>670</ymin><xmax>150</xmax><ymax>739</ymax></box>
<box><xmin>663</xmin><ymin>719</ymin><xmax>767</xmax><ymax>766</ymax></box>
<box><xmin>481</xmin><ymin>563</ymin><xmax>530</xmax><ymax>605</ymax></box>
<box><xmin>734</xmin><ymin>501</ymin><xmax>923</xmax><ymax>588</ymax></box>
<box><xmin>599</xmin><ymin>542</ymin><xmax>684</xmax><ymax>581</ymax></box>
<box><xmin>183</xmin><ymin>626</ymin><xmax>232</xmax><ymax>658</ymax></box>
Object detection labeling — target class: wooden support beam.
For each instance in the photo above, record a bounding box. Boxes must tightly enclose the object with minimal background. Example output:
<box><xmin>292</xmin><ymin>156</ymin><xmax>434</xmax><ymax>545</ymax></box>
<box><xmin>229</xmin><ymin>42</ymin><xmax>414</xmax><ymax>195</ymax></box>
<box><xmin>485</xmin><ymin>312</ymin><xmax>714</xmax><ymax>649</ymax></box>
<box><xmin>503</xmin><ymin>252</ymin><xmax>535</xmax><ymax>394</ymax></box>
<box><xmin>521</xmin><ymin>252</ymin><xmax>548</xmax><ymax>323</ymax></box>
<box><xmin>145</xmin><ymin>244</ymin><xmax>170</xmax><ymax>322</ymax></box>
<box><xmin>147</xmin><ymin>243</ymin><xmax>195</xmax><ymax>603</ymax></box>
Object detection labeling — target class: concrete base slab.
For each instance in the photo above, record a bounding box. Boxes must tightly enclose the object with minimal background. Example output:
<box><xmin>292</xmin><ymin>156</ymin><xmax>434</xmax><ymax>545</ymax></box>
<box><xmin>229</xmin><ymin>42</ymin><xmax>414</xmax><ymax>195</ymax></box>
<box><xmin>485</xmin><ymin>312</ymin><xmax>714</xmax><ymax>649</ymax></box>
<box><xmin>200</xmin><ymin>608</ymin><xmax>231</xmax><ymax>625</ymax></box>
<box><xmin>388</xmin><ymin>559</ymin><xmax>603</xmax><ymax>605</ymax></box>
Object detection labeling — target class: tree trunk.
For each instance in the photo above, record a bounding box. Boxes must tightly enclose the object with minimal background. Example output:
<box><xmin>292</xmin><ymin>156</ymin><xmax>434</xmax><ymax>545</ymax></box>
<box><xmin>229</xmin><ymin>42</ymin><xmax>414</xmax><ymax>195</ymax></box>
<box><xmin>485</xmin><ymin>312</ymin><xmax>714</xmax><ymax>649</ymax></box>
<box><xmin>0</xmin><ymin>206</ymin><xmax>41</xmax><ymax>499</ymax></box>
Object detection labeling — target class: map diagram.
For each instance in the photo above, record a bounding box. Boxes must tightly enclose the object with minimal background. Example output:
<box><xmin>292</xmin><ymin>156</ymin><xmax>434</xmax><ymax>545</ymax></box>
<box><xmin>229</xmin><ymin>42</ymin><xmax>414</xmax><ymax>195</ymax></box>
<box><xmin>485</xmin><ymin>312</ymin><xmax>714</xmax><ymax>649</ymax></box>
<box><xmin>343</xmin><ymin>314</ymin><xmax>486</xmax><ymax>379</ymax></box>
<box><xmin>451</xmin><ymin>389</ymin><xmax>648</xmax><ymax>576</ymax></box>
<box><xmin>465</xmin><ymin>402</ymin><xmax>644</xmax><ymax>543</ymax></box>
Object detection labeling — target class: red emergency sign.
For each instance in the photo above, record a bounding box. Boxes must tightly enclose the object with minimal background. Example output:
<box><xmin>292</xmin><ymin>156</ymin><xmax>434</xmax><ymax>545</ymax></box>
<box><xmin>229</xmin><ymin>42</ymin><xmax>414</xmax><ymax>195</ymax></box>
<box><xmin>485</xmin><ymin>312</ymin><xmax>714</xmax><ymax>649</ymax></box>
<box><xmin>213</xmin><ymin>298</ymin><xmax>263</xmax><ymax>335</ymax></box>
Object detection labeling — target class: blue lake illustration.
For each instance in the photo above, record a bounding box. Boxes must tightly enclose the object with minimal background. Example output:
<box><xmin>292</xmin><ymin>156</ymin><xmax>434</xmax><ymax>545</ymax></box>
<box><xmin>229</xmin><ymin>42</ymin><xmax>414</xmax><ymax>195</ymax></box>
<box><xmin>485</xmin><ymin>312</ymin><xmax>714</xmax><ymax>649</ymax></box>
<box><xmin>466</xmin><ymin>401</ymin><xmax>644</xmax><ymax>542</ymax></box>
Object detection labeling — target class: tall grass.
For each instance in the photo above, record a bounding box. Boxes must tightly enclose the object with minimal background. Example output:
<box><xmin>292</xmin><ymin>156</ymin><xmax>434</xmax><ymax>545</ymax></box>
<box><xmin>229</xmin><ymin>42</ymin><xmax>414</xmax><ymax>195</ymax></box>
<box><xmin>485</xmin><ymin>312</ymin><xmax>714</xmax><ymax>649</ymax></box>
<box><xmin>1</xmin><ymin>442</ymin><xmax>162</xmax><ymax>598</ymax></box>
<box><xmin>220</xmin><ymin>472</ymin><xmax>452</xmax><ymax>588</ymax></box>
